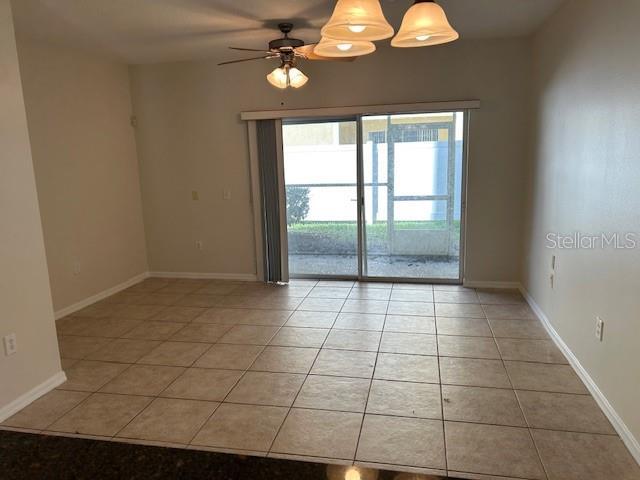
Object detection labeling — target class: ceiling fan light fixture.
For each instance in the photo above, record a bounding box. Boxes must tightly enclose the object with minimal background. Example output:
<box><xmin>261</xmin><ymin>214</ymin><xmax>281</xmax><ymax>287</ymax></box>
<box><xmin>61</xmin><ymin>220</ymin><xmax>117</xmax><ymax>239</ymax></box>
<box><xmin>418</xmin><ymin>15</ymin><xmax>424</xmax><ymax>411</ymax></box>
<box><xmin>266</xmin><ymin>64</ymin><xmax>308</xmax><ymax>89</ymax></box>
<box><xmin>314</xmin><ymin>37</ymin><xmax>375</xmax><ymax>57</ymax></box>
<box><xmin>391</xmin><ymin>0</ymin><xmax>459</xmax><ymax>48</ymax></box>
<box><xmin>321</xmin><ymin>0</ymin><xmax>394</xmax><ymax>41</ymax></box>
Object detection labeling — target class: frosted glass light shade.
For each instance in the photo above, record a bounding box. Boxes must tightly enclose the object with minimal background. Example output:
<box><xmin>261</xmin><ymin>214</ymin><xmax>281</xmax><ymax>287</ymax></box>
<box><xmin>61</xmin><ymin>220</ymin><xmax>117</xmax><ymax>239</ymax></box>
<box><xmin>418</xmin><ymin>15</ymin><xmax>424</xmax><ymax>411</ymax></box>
<box><xmin>266</xmin><ymin>65</ymin><xmax>308</xmax><ymax>89</ymax></box>
<box><xmin>266</xmin><ymin>66</ymin><xmax>288</xmax><ymax>89</ymax></box>
<box><xmin>391</xmin><ymin>0</ymin><xmax>459</xmax><ymax>48</ymax></box>
<box><xmin>287</xmin><ymin>67</ymin><xmax>309</xmax><ymax>88</ymax></box>
<box><xmin>314</xmin><ymin>37</ymin><xmax>376</xmax><ymax>57</ymax></box>
<box><xmin>321</xmin><ymin>0</ymin><xmax>394</xmax><ymax>41</ymax></box>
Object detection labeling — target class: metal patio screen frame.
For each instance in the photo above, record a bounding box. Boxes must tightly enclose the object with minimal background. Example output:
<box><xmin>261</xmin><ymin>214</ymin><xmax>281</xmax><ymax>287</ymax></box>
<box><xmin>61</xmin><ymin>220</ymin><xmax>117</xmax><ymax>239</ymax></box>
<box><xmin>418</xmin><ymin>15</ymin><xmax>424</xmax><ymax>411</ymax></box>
<box><xmin>244</xmin><ymin>100</ymin><xmax>479</xmax><ymax>284</ymax></box>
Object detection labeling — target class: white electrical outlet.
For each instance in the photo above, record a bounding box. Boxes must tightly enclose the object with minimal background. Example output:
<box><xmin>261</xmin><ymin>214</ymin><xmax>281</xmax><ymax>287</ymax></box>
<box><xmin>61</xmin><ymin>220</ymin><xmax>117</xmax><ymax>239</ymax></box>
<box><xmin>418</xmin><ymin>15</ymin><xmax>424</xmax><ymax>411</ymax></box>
<box><xmin>223</xmin><ymin>189</ymin><xmax>232</xmax><ymax>200</ymax></box>
<box><xmin>195</xmin><ymin>240</ymin><xmax>203</xmax><ymax>250</ymax></box>
<box><xmin>72</xmin><ymin>259</ymin><xmax>81</xmax><ymax>275</ymax></box>
<box><xmin>4</xmin><ymin>333</ymin><xmax>17</xmax><ymax>356</ymax></box>
<box><xmin>595</xmin><ymin>317</ymin><xmax>604</xmax><ymax>341</ymax></box>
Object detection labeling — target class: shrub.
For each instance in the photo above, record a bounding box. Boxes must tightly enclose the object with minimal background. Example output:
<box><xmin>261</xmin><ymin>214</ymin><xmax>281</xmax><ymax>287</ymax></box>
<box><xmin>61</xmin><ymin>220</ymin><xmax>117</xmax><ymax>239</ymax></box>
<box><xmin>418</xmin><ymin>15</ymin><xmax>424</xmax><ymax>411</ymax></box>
<box><xmin>286</xmin><ymin>186</ymin><xmax>310</xmax><ymax>225</ymax></box>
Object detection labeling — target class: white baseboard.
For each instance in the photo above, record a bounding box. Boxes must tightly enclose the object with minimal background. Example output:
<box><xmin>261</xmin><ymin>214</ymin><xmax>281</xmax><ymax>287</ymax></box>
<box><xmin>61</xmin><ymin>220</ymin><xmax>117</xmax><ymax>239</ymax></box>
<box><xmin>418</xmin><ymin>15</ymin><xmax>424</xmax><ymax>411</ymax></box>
<box><xmin>149</xmin><ymin>271</ymin><xmax>258</xmax><ymax>282</ymax></box>
<box><xmin>463</xmin><ymin>280</ymin><xmax>521</xmax><ymax>289</ymax></box>
<box><xmin>519</xmin><ymin>284</ymin><xmax>640</xmax><ymax>466</ymax></box>
<box><xmin>54</xmin><ymin>272</ymin><xmax>150</xmax><ymax>320</ymax></box>
<box><xmin>0</xmin><ymin>371</ymin><xmax>67</xmax><ymax>423</ymax></box>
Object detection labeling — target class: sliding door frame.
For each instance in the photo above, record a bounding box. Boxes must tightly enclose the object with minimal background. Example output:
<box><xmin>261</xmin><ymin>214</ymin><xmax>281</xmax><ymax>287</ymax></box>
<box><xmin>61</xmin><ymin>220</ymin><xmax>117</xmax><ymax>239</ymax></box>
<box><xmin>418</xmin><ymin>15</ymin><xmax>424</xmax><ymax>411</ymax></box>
<box><xmin>245</xmin><ymin>100</ymin><xmax>478</xmax><ymax>284</ymax></box>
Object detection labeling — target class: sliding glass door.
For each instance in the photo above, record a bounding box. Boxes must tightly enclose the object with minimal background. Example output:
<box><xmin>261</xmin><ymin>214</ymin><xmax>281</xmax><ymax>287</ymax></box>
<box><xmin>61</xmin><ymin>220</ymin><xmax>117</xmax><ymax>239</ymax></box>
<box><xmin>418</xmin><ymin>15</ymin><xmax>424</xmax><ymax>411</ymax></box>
<box><xmin>281</xmin><ymin>111</ymin><xmax>466</xmax><ymax>283</ymax></box>
<box><xmin>282</xmin><ymin>119</ymin><xmax>359</xmax><ymax>277</ymax></box>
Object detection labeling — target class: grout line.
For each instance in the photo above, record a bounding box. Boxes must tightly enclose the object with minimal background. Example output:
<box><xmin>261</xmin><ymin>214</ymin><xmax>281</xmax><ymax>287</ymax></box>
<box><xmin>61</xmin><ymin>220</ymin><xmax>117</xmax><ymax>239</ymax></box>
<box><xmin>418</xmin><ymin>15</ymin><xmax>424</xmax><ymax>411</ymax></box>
<box><xmin>482</xmin><ymin>302</ymin><xmax>551</xmax><ymax>480</ymax></box>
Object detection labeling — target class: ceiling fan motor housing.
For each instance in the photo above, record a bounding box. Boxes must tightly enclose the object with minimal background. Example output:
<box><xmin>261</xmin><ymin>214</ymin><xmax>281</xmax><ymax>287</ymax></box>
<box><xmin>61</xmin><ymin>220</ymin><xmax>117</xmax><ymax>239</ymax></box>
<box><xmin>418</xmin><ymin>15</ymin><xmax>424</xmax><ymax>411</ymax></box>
<box><xmin>269</xmin><ymin>22</ymin><xmax>305</xmax><ymax>51</ymax></box>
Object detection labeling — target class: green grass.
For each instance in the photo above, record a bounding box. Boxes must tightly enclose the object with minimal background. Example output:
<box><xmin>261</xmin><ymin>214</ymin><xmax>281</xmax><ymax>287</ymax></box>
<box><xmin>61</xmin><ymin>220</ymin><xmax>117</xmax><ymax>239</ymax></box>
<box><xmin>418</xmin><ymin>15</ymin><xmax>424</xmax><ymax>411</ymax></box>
<box><xmin>288</xmin><ymin>221</ymin><xmax>461</xmax><ymax>241</ymax></box>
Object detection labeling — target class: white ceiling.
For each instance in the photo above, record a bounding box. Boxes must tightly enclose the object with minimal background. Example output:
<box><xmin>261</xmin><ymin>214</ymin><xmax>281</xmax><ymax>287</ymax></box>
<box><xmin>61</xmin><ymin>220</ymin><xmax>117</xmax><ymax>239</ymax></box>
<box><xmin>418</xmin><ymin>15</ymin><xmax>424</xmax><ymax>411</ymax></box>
<box><xmin>11</xmin><ymin>0</ymin><xmax>565</xmax><ymax>64</ymax></box>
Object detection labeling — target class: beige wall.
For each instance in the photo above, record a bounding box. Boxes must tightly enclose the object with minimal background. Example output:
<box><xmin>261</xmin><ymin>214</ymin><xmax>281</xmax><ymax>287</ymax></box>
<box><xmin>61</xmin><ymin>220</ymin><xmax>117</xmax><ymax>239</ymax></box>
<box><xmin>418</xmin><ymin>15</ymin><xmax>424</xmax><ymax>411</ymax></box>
<box><xmin>523</xmin><ymin>0</ymin><xmax>640</xmax><ymax>442</ymax></box>
<box><xmin>0</xmin><ymin>0</ymin><xmax>61</xmax><ymax>412</ymax></box>
<box><xmin>16</xmin><ymin>40</ymin><xmax>148</xmax><ymax>312</ymax></box>
<box><xmin>130</xmin><ymin>38</ymin><xmax>531</xmax><ymax>282</ymax></box>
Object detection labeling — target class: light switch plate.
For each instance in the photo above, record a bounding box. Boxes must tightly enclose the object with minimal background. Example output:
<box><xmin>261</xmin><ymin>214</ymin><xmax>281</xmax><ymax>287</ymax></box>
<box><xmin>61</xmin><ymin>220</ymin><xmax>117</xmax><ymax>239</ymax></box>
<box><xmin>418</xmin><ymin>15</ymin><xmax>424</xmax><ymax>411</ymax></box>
<box><xmin>4</xmin><ymin>333</ymin><xmax>17</xmax><ymax>356</ymax></box>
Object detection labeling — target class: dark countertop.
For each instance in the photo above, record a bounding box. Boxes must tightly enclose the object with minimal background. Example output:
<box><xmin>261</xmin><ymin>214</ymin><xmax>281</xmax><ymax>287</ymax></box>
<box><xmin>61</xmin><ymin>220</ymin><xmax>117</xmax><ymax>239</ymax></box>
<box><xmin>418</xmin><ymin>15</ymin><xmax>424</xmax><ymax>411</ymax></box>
<box><xmin>0</xmin><ymin>430</ymin><xmax>454</xmax><ymax>480</ymax></box>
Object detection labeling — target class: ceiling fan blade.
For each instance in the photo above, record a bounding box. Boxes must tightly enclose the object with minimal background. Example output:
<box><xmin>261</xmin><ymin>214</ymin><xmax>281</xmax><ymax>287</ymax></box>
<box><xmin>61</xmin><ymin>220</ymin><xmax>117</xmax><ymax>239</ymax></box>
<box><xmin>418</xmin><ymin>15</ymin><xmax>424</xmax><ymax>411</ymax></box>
<box><xmin>295</xmin><ymin>45</ymin><xmax>358</xmax><ymax>62</ymax></box>
<box><xmin>218</xmin><ymin>56</ymin><xmax>275</xmax><ymax>66</ymax></box>
<box><xmin>229</xmin><ymin>47</ymin><xmax>271</xmax><ymax>53</ymax></box>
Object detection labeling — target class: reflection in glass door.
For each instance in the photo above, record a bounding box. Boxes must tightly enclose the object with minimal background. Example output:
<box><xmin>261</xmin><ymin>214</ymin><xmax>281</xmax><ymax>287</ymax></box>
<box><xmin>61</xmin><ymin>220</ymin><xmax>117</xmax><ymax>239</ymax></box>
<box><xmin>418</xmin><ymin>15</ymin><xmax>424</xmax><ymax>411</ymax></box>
<box><xmin>282</xmin><ymin>119</ymin><xmax>359</xmax><ymax>277</ymax></box>
<box><xmin>361</xmin><ymin>112</ymin><xmax>465</xmax><ymax>280</ymax></box>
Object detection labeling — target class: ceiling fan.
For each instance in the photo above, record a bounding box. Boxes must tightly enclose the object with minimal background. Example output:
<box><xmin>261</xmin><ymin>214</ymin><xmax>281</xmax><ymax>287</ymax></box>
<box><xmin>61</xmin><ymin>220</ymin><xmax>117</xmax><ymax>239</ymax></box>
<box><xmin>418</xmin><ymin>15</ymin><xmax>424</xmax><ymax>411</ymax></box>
<box><xmin>218</xmin><ymin>22</ymin><xmax>357</xmax><ymax>89</ymax></box>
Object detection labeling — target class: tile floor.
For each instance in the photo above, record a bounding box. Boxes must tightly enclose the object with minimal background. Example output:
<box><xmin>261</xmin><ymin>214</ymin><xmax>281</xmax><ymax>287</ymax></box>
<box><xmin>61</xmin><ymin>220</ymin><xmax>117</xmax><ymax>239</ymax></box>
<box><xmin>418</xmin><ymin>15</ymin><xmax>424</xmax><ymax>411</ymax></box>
<box><xmin>2</xmin><ymin>278</ymin><xmax>639</xmax><ymax>480</ymax></box>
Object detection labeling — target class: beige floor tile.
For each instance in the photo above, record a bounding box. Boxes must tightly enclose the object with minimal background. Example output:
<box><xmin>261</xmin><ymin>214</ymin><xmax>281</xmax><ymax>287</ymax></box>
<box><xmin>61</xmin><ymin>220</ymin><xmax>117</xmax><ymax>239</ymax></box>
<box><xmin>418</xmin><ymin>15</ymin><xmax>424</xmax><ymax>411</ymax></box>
<box><xmin>194</xmin><ymin>344</ymin><xmax>263</xmax><ymax>370</ymax></box>
<box><xmin>176</xmin><ymin>294</ymin><xmax>223</xmax><ymax>308</ymax></box>
<box><xmin>117</xmin><ymin>304</ymin><xmax>167</xmax><ymax>320</ymax></box>
<box><xmin>195</xmin><ymin>284</ymin><xmax>240</xmax><ymax>295</ymax></box>
<box><xmin>233</xmin><ymin>309</ymin><xmax>293</xmax><ymax>327</ymax></box>
<box><xmin>169</xmin><ymin>324</ymin><xmax>232</xmax><ymax>343</ymax></box>
<box><xmin>333</xmin><ymin>313</ymin><xmax>385</xmax><ymax>331</ymax></box>
<box><xmin>139</xmin><ymin>293</ymin><xmax>186</xmax><ymax>306</ymax></box>
<box><xmin>58</xmin><ymin>336</ymin><xmax>113</xmax><ymax>360</ymax></box>
<box><xmin>121</xmin><ymin>321</ymin><xmax>186</xmax><ymax>340</ymax></box>
<box><xmin>2</xmin><ymin>390</ymin><xmax>89</xmax><ymax>430</ymax></box>
<box><xmin>308</xmin><ymin>287</ymin><xmax>351</xmax><ymax>299</ymax></box>
<box><xmin>272</xmin><ymin>408</ymin><xmax>362</xmax><ymax>460</ymax></box>
<box><xmin>73</xmin><ymin>303</ymin><xmax>122</xmax><ymax>319</ymax></box>
<box><xmin>434</xmin><ymin>291</ymin><xmax>479</xmax><ymax>304</ymax></box>
<box><xmin>341</xmin><ymin>299</ymin><xmax>389</xmax><ymax>314</ymax></box>
<box><xmin>56</xmin><ymin>316</ymin><xmax>93</xmax><ymax>336</ymax></box>
<box><xmin>387</xmin><ymin>301</ymin><xmax>434</xmax><ymax>316</ymax></box>
<box><xmin>192</xmin><ymin>403</ymin><xmax>288</xmax><ymax>451</ymax></box>
<box><xmin>445</xmin><ymin>422</ymin><xmax>545</xmax><ymax>479</ymax></box>
<box><xmin>156</xmin><ymin>283</ymin><xmax>202</xmax><ymax>294</ymax></box>
<box><xmin>226</xmin><ymin>371</ymin><xmax>305</xmax><ymax>406</ymax></box>
<box><xmin>532</xmin><ymin>429</ymin><xmax>640</xmax><ymax>480</ymax></box>
<box><xmin>436</xmin><ymin>317</ymin><xmax>492</xmax><ymax>337</ymax></box>
<box><xmin>505</xmin><ymin>361</ymin><xmax>588</xmax><ymax>394</ymax></box>
<box><xmin>191</xmin><ymin>307</ymin><xmax>246</xmax><ymax>325</ymax></box>
<box><xmin>59</xmin><ymin>360</ymin><xmax>129</xmax><ymax>392</ymax></box>
<box><xmin>442</xmin><ymin>385</ymin><xmax>526</xmax><ymax>427</ymax></box>
<box><xmin>374</xmin><ymin>353</ymin><xmax>439</xmax><ymax>383</ymax></box>
<box><xmin>517</xmin><ymin>391</ymin><xmax>615</xmax><ymax>434</ymax></box>
<box><xmin>117</xmin><ymin>398</ymin><xmax>217</xmax><ymax>444</ymax></box>
<box><xmin>250</xmin><ymin>346</ymin><xmax>319</xmax><ymax>373</ymax></box>
<box><xmin>217</xmin><ymin>325</ymin><xmax>279</xmax><ymax>345</ymax></box>
<box><xmin>60</xmin><ymin>358</ymin><xmax>79</xmax><ymax>370</ymax></box>
<box><xmin>294</xmin><ymin>375</ymin><xmax>370</xmax><ymax>412</ymax></box>
<box><xmin>435</xmin><ymin>303</ymin><xmax>485</xmax><ymax>318</ymax></box>
<box><xmin>86</xmin><ymin>339</ymin><xmax>161</xmax><ymax>363</ymax></box>
<box><xmin>366</xmin><ymin>380</ymin><xmax>441</xmax><ymax>419</ymax></box>
<box><xmin>496</xmin><ymin>338</ymin><xmax>567</xmax><ymax>364</ymax></box>
<box><xmin>311</xmin><ymin>349</ymin><xmax>377</xmax><ymax>378</ymax></box>
<box><xmin>438</xmin><ymin>335</ymin><xmax>500</xmax><ymax>359</ymax></box>
<box><xmin>105</xmin><ymin>292</ymin><xmax>149</xmax><ymax>305</ymax></box>
<box><xmin>161</xmin><ymin>368</ymin><xmax>242</xmax><ymax>401</ymax></box>
<box><xmin>390</xmin><ymin>289</ymin><xmax>434</xmax><ymax>303</ymax></box>
<box><xmin>285</xmin><ymin>311</ymin><xmax>337</xmax><ymax>328</ymax></box>
<box><xmin>100</xmin><ymin>365</ymin><xmax>184</xmax><ymax>396</ymax></box>
<box><xmin>483</xmin><ymin>304</ymin><xmax>536</xmax><ymax>320</ymax></box>
<box><xmin>383</xmin><ymin>315</ymin><xmax>435</xmax><ymax>334</ymax></box>
<box><xmin>150</xmin><ymin>306</ymin><xmax>207</xmax><ymax>322</ymax></box>
<box><xmin>379</xmin><ymin>332</ymin><xmax>437</xmax><ymax>355</ymax></box>
<box><xmin>317</xmin><ymin>280</ymin><xmax>355</xmax><ymax>288</ymax></box>
<box><xmin>489</xmin><ymin>319</ymin><xmax>549</xmax><ymax>339</ymax></box>
<box><xmin>393</xmin><ymin>283</ymin><xmax>434</xmax><ymax>291</ymax></box>
<box><xmin>347</xmin><ymin>289</ymin><xmax>391</xmax><ymax>301</ymax></box>
<box><xmin>137</xmin><ymin>341</ymin><xmax>210</xmax><ymax>367</ymax></box>
<box><xmin>323</xmin><ymin>330</ymin><xmax>381</xmax><ymax>352</ymax></box>
<box><xmin>440</xmin><ymin>357</ymin><xmax>511</xmax><ymax>388</ymax></box>
<box><xmin>73</xmin><ymin>318</ymin><xmax>142</xmax><ymax>338</ymax></box>
<box><xmin>357</xmin><ymin>415</ymin><xmax>445</xmax><ymax>469</ymax></box>
<box><xmin>269</xmin><ymin>327</ymin><xmax>329</xmax><ymax>348</ymax></box>
<box><xmin>49</xmin><ymin>393</ymin><xmax>152</xmax><ymax>437</ymax></box>
<box><xmin>298</xmin><ymin>297</ymin><xmax>345</xmax><ymax>312</ymax></box>
<box><xmin>476</xmin><ymin>289</ymin><xmax>525</xmax><ymax>305</ymax></box>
